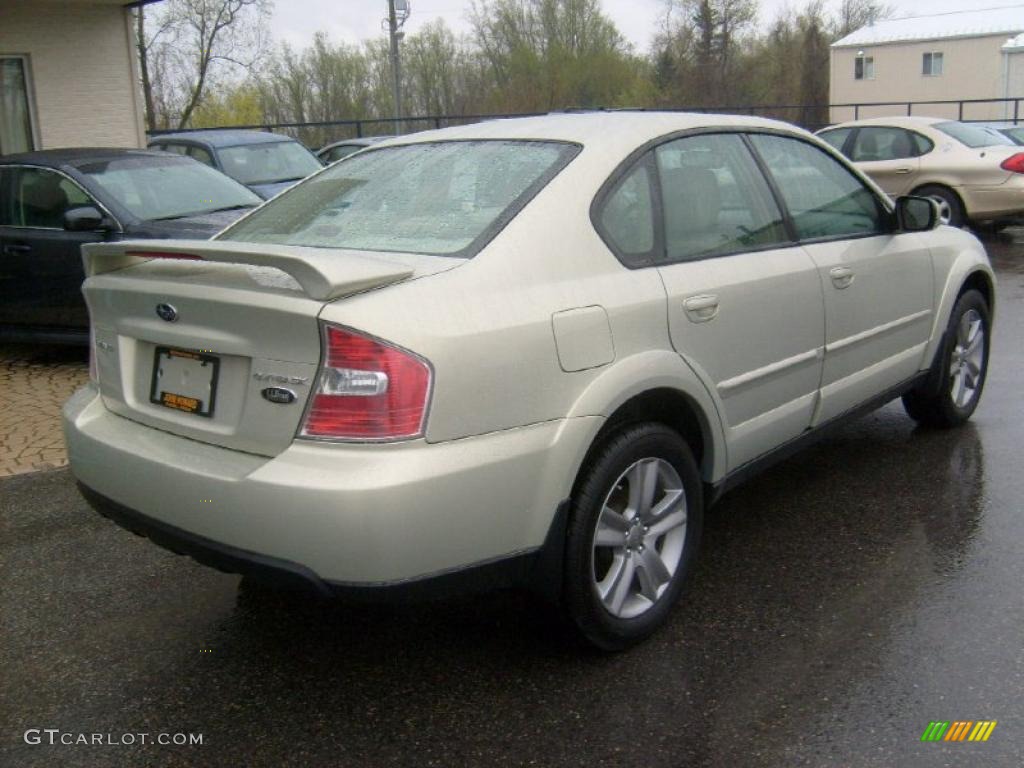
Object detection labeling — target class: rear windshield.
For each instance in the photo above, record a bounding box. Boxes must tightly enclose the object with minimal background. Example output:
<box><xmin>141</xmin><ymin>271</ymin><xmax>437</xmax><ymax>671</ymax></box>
<box><xmin>77</xmin><ymin>156</ymin><xmax>261</xmax><ymax>221</ymax></box>
<box><xmin>934</xmin><ymin>121</ymin><xmax>1015</xmax><ymax>149</ymax></box>
<box><xmin>219</xmin><ymin>140</ymin><xmax>579</xmax><ymax>257</ymax></box>
<box><xmin>219</xmin><ymin>141</ymin><xmax>322</xmax><ymax>186</ymax></box>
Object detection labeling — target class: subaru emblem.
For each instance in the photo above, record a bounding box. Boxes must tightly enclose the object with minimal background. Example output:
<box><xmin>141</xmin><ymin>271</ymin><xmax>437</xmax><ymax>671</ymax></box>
<box><xmin>155</xmin><ymin>303</ymin><xmax>178</xmax><ymax>323</ymax></box>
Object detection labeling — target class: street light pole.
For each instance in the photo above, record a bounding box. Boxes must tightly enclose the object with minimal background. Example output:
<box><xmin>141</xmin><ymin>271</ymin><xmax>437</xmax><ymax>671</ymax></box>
<box><xmin>387</xmin><ymin>0</ymin><xmax>403</xmax><ymax>134</ymax></box>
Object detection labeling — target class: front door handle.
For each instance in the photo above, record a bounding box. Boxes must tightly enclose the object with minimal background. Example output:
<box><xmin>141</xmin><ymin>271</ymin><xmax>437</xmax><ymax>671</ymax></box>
<box><xmin>2</xmin><ymin>243</ymin><xmax>31</xmax><ymax>255</ymax></box>
<box><xmin>683</xmin><ymin>294</ymin><xmax>720</xmax><ymax>323</ymax></box>
<box><xmin>830</xmin><ymin>266</ymin><xmax>855</xmax><ymax>289</ymax></box>
<box><xmin>893</xmin><ymin>167</ymin><xmax>914</xmax><ymax>174</ymax></box>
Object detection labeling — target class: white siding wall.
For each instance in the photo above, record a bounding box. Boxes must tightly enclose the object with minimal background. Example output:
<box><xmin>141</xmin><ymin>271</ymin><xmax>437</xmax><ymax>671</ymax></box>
<box><xmin>0</xmin><ymin>1</ymin><xmax>146</xmax><ymax>150</ymax></box>
<box><xmin>829</xmin><ymin>35</ymin><xmax>1017</xmax><ymax>124</ymax></box>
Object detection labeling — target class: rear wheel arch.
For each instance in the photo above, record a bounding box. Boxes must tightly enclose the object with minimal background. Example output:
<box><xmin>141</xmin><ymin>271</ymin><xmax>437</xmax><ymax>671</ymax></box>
<box><xmin>572</xmin><ymin>388</ymin><xmax>714</xmax><ymax>500</ymax></box>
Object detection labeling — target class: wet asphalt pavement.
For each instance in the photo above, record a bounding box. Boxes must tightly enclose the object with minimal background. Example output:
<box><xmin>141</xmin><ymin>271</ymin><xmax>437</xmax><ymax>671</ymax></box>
<box><xmin>2</xmin><ymin>231</ymin><xmax>1023</xmax><ymax>768</ymax></box>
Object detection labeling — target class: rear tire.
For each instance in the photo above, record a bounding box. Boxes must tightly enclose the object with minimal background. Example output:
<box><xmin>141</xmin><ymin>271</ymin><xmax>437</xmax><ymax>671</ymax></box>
<box><xmin>903</xmin><ymin>289</ymin><xmax>990</xmax><ymax>428</ymax></box>
<box><xmin>563</xmin><ymin>423</ymin><xmax>703</xmax><ymax>651</ymax></box>
<box><xmin>914</xmin><ymin>185</ymin><xmax>965</xmax><ymax>228</ymax></box>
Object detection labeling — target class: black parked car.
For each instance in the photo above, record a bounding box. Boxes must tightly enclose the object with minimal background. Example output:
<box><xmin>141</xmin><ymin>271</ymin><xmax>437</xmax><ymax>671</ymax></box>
<box><xmin>149</xmin><ymin>130</ymin><xmax>323</xmax><ymax>199</ymax></box>
<box><xmin>0</xmin><ymin>148</ymin><xmax>261</xmax><ymax>344</ymax></box>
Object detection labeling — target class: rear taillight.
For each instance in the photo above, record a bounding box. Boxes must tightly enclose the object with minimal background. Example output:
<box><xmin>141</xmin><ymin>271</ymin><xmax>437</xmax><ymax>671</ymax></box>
<box><xmin>300</xmin><ymin>324</ymin><xmax>432</xmax><ymax>440</ymax></box>
<box><xmin>1000</xmin><ymin>153</ymin><xmax>1024</xmax><ymax>174</ymax></box>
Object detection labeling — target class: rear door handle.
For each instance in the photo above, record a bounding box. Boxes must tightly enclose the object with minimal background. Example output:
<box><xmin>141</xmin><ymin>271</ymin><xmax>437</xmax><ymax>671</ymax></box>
<box><xmin>683</xmin><ymin>294</ymin><xmax>720</xmax><ymax>323</ymax></box>
<box><xmin>830</xmin><ymin>266</ymin><xmax>855</xmax><ymax>289</ymax></box>
<box><xmin>893</xmin><ymin>167</ymin><xmax>914</xmax><ymax>174</ymax></box>
<box><xmin>2</xmin><ymin>243</ymin><xmax>31</xmax><ymax>255</ymax></box>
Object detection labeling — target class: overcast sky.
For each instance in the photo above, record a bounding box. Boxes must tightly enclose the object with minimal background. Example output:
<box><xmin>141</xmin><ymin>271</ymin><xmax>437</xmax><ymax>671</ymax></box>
<box><xmin>270</xmin><ymin>0</ymin><xmax>992</xmax><ymax>55</ymax></box>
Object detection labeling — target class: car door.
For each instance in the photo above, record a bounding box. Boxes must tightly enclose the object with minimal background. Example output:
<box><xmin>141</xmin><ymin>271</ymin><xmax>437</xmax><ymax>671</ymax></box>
<box><xmin>748</xmin><ymin>133</ymin><xmax>934</xmax><ymax>426</ymax></box>
<box><xmin>848</xmin><ymin>126</ymin><xmax>922</xmax><ymax>197</ymax></box>
<box><xmin>0</xmin><ymin>166</ymin><xmax>112</xmax><ymax>330</ymax></box>
<box><xmin>650</xmin><ymin>132</ymin><xmax>826</xmax><ymax>471</ymax></box>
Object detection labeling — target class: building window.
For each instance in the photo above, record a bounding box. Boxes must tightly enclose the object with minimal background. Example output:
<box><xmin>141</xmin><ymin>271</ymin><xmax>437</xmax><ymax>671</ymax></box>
<box><xmin>854</xmin><ymin>55</ymin><xmax>874</xmax><ymax>80</ymax></box>
<box><xmin>922</xmin><ymin>51</ymin><xmax>943</xmax><ymax>76</ymax></box>
<box><xmin>0</xmin><ymin>57</ymin><xmax>35</xmax><ymax>156</ymax></box>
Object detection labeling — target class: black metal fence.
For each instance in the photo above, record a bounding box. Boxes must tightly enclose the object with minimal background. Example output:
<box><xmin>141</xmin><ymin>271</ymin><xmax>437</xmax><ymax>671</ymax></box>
<box><xmin>147</xmin><ymin>97</ymin><xmax>1023</xmax><ymax>150</ymax></box>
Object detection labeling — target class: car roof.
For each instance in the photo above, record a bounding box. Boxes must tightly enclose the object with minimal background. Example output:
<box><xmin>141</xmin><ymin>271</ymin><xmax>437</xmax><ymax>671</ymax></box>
<box><xmin>151</xmin><ymin>130</ymin><xmax>295</xmax><ymax>148</ymax></box>
<box><xmin>372</xmin><ymin>111</ymin><xmax>810</xmax><ymax>153</ymax></box>
<box><xmin>0</xmin><ymin>147</ymin><xmax>176</xmax><ymax>167</ymax></box>
<box><xmin>821</xmin><ymin>116</ymin><xmax>948</xmax><ymax>131</ymax></box>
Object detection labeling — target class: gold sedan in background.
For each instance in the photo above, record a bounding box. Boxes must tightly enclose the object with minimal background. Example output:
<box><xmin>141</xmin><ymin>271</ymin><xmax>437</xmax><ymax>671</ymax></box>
<box><xmin>818</xmin><ymin>116</ymin><xmax>1024</xmax><ymax>228</ymax></box>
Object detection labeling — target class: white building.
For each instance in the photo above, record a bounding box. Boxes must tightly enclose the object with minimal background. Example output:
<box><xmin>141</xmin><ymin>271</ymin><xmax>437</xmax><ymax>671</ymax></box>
<box><xmin>830</xmin><ymin>5</ymin><xmax>1024</xmax><ymax>123</ymax></box>
<box><xmin>0</xmin><ymin>0</ymin><xmax>153</xmax><ymax>155</ymax></box>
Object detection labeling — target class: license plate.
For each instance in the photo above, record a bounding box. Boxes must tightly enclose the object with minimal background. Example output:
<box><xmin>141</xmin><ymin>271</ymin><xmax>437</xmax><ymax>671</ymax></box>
<box><xmin>149</xmin><ymin>347</ymin><xmax>220</xmax><ymax>417</ymax></box>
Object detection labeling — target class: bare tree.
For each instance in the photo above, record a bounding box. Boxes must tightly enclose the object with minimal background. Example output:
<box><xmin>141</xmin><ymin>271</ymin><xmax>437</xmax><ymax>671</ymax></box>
<box><xmin>834</xmin><ymin>0</ymin><xmax>893</xmax><ymax>39</ymax></box>
<box><xmin>136</xmin><ymin>0</ymin><xmax>271</xmax><ymax>130</ymax></box>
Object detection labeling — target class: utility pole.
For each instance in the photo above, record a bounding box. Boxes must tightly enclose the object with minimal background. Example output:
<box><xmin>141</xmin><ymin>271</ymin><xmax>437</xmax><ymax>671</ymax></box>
<box><xmin>386</xmin><ymin>0</ymin><xmax>410</xmax><ymax>134</ymax></box>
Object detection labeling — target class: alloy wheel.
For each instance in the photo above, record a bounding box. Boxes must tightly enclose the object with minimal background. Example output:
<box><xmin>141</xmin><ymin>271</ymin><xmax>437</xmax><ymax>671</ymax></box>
<box><xmin>590</xmin><ymin>457</ymin><xmax>688</xmax><ymax>619</ymax></box>
<box><xmin>950</xmin><ymin>308</ymin><xmax>985</xmax><ymax>408</ymax></box>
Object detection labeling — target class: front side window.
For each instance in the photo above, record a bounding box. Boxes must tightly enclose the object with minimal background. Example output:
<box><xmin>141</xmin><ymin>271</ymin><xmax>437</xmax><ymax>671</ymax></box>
<box><xmin>818</xmin><ymin>127</ymin><xmax>852</xmax><ymax>155</ymax></box>
<box><xmin>850</xmin><ymin>127</ymin><xmax>918</xmax><ymax>162</ymax></box>
<box><xmin>922</xmin><ymin>52</ymin><xmax>943</xmax><ymax>76</ymax></box>
<box><xmin>77</xmin><ymin>156</ymin><xmax>260</xmax><ymax>221</ymax></box>
<box><xmin>4</xmin><ymin>167</ymin><xmax>93</xmax><ymax>228</ymax></box>
<box><xmin>220</xmin><ymin>140</ymin><xmax>578</xmax><ymax>257</ymax></box>
<box><xmin>598</xmin><ymin>161</ymin><xmax>656</xmax><ymax>264</ymax></box>
<box><xmin>854</xmin><ymin>55</ymin><xmax>874</xmax><ymax>80</ymax></box>
<box><xmin>218</xmin><ymin>141</ymin><xmax>322</xmax><ymax>185</ymax></box>
<box><xmin>0</xmin><ymin>57</ymin><xmax>35</xmax><ymax>155</ymax></box>
<box><xmin>749</xmin><ymin>133</ymin><xmax>885</xmax><ymax>241</ymax></box>
<box><xmin>656</xmin><ymin>133</ymin><xmax>788</xmax><ymax>262</ymax></box>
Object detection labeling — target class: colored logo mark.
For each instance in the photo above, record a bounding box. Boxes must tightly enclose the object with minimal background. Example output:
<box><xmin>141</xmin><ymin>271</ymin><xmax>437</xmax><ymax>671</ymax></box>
<box><xmin>921</xmin><ymin>721</ymin><xmax>997</xmax><ymax>742</ymax></box>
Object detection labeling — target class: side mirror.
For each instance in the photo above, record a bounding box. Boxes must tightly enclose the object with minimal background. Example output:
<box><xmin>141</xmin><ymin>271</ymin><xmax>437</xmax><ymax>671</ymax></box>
<box><xmin>63</xmin><ymin>205</ymin><xmax>114</xmax><ymax>233</ymax></box>
<box><xmin>895</xmin><ymin>195</ymin><xmax>939</xmax><ymax>232</ymax></box>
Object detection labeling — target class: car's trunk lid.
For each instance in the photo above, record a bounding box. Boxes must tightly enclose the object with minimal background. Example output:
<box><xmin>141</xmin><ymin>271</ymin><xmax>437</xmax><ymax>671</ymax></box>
<box><xmin>83</xmin><ymin>240</ymin><xmax>455</xmax><ymax>456</ymax></box>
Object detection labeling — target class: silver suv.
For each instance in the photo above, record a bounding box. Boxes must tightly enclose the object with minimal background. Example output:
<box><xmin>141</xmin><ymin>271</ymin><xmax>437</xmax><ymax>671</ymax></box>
<box><xmin>65</xmin><ymin>113</ymin><xmax>994</xmax><ymax>649</ymax></box>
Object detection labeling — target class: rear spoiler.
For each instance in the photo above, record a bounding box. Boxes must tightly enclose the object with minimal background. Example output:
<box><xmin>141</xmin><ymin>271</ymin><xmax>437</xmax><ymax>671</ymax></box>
<box><xmin>81</xmin><ymin>240</ymin><xmax>448</xmax><ymax>301</ymax></box>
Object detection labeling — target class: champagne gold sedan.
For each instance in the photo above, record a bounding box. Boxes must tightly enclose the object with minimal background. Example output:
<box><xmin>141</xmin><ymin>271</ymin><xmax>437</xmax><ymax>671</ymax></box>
<box><xmin>818</xmin><ymin>116</ymin><xmax>1024</xmax><ymax>228</ymax></box>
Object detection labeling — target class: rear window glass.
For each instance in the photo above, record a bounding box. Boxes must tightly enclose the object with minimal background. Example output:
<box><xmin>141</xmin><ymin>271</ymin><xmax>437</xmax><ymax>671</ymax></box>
<box><xmin>220</xmin><ymin>140</ymin><xmax>579</xmax><ymax>257</ymax></box>
<box><xmin>934</xmin><ymin>121</ymin><xmax>1015</xmax><ymax>149</ymax></box>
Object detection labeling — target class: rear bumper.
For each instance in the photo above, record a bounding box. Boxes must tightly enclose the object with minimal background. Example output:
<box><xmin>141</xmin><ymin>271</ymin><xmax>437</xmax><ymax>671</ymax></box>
<box><xmin>63</xmin><ymin>385</ymin><xmax>597</xmax><ymax>591</ymax></box>
<box><xmin>960</xmin><ymin>181</ymin><xmax>1024</xmax><ymax>221</ymax></box>
<box><xmin>78</xmin><ymin>482</ymin><xmax>568</xmax><ymax>601</ymax></box>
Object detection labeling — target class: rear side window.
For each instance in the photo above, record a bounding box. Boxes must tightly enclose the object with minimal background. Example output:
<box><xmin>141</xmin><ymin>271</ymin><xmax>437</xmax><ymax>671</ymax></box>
<box><xmin>597</xmin><ymin>161</ymin><xmax>656</xmax><ymax>265</ymax></box>
<box><xmin>187</xmin><ymin>146</ymin><xmax>214</xmax><ymax>166</ymax></box>
<box><xmin>850</xmin><ymin>127</ymin><xmax>918</xmax><ymax>162</ymax></box>
<box><xmin>221</xmin><ymin>140</ymin><xmax>579</xmax><ymax>257</ymax></box>
<box><xmin>750</xmin><ymin>134</ymin><xmax>885</xmax><ymax>241</ymax></box>
<box><xmin>656</xmin><ymin>133</ymin><xmax>788</xmax><ymax>262</ymax></box>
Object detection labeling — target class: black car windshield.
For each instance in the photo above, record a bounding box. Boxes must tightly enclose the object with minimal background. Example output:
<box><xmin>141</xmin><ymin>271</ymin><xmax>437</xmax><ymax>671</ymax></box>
<box><xmin>78</xmin><ymin>156</ymin><xmax>260</xmax><ymax>221</ymax></box>
<box><xmin>219</xmin><ymin>141</ymin><xmax>322</xmax><ymax>185</ymax></box>
<box><xmin>219</xmin><ymin>140</ymin><xmax>578</xmax><ymax>257</ymax></box>
<box><xmin>934</xmin><ymin>121</ymin><xmax>1015</xmax><ymax>149</ymax></box>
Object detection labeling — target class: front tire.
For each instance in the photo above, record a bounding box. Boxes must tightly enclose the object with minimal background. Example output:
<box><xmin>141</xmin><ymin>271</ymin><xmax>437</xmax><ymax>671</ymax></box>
<box><xmin>903</xmin><ymin>289</ymin><xmax>990</xmax><ymax>428</ymax></box>
<box><xmin>563</xmin><ymin>423</ymin><xmax>703</xmax><ymax>651</ymax></box>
